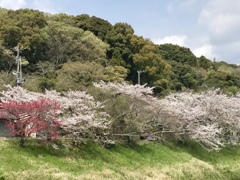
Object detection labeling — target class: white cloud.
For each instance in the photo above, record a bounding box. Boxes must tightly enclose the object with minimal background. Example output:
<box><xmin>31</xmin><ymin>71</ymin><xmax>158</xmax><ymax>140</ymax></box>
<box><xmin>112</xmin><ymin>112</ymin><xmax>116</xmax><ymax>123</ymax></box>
<box><xmin>0</xmin><ymin>0</ymin><xmax>26</xmax><ymax>10</ymax></box>
<box><xmin>192</xmin><ymin>0</ymin><xmax>240</xmax><ymax>64</ymax></box>
<box><xmin>198</xmin><ymin>0</ymin><xmax>240</xmax><ymax>44</ymax></box>
<box><xmin>0</xmin><ymin>0</ymin><xmax>57</xmax><ymax>14</ymax></box>
<box><xmin>0</xmin><ymin>0</ymin><xmax>58</xmax><ymax>14</ymax></box>
<box><xmin>192</xmin><ymin>44</ymin><xmax>216</xmax><ymax>60</ymax></box>
<box><xmin>153</xmin><ymin>35</ymin><xmax>218</xmax><ymax>61</ymax></box>
<box><xmin>153</xmin><ymin>35</ymin><xmax>187</xmax><ymax>47</ymax></box>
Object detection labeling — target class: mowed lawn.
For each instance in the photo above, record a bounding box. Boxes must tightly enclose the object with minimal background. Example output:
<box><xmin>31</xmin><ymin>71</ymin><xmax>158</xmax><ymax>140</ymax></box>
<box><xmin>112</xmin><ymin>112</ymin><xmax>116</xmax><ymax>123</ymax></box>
<box><xmin>0</xmin><ymin>139</ymin><xmax>240</xmax><ymax>180</ymax></box>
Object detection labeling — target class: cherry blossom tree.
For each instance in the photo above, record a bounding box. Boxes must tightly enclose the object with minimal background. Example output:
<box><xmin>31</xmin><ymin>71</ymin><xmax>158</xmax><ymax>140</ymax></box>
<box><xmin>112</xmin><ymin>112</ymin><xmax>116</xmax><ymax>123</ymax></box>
<box><xmin>161</xmin><ymin>89</ymin><xmax>240</xmax><ymax>151</ymax></box>
<box><xmin>44</xmin><ymin>89</ymin><xmax>111</xmax><ymax>144</ymax></box>
<box><xmin>93</xmin><ymin>81</ymin><xmax>170</xmax><ymax>141</ymax></box>
<box><xmin>1</xmin><ymin>84</ymin><xmax>240</xmax><ymax>151</ymax></box>
<box><xmin>0</xmin><ymin>85</ymin><xmax>42</xmax><ymax>102</ymax></box>
<box><xmin>94</xmin><ymin>81</ymin><xmax>240</xmax><ymax>150</ymax></box>
<box><xmin>0</xmin><ymin>85</ymin><xmax>111</xmax><ymax>145</ymax></box>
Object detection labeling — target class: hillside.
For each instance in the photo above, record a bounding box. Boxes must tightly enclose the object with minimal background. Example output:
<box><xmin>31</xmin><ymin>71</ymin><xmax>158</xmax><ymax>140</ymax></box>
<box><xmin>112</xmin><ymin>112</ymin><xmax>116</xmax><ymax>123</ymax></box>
<box><xmin>0</xmin><ymin>8</ymin><xmax>239</xmax><ymax>95</ymax></box>
<box><xmin>0</xmin><ymin>8</ymin><xmax>240</xmax><ymax>180</ymax></box>
<box><xmin>0</xmin><ymin>139</ymin><xmax>240</xmax><ymax>180</ymax></box>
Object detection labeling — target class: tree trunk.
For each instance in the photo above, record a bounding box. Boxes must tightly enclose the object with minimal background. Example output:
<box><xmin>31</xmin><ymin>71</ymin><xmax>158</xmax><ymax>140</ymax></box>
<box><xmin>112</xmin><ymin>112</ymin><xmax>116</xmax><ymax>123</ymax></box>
<box><xmin>19</xmin><ymin>132</ymin><xmax>25</xmax><ymax>147</ymax></box>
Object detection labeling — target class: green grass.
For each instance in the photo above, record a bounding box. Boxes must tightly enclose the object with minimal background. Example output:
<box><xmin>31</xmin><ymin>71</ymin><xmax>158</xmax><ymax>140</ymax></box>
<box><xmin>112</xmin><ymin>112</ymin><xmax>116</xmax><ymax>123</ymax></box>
<box><xmin>0</xmin><ymin>139</ymin><xmax>240</xmax><ymax>179</ymax></box>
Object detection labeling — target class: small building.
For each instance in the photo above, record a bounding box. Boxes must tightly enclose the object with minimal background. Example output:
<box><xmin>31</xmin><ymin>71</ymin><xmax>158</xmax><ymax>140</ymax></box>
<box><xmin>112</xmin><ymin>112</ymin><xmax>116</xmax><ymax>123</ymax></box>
<box><xmin>0</xmin><ymin>120</ymin><xmax>12</xmax><ymax>137</ymax></box>
<box><xmin>0</xmin><ymin>103</ymin><xmax>13</xmax><ymax>137</ymax></box>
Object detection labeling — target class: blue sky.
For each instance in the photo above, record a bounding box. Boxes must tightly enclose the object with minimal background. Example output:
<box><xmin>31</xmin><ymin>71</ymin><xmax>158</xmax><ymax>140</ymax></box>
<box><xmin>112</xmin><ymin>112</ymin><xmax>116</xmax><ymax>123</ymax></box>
<box><xmin>0</xmin><ymin>0</ymin><xmax>240</xmax><ymax>65</ymax></box>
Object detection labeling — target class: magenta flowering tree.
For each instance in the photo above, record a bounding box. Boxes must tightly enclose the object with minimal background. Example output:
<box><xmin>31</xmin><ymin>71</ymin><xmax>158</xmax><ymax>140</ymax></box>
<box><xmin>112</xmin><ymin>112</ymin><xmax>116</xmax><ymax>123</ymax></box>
<box><xmin>0</xmin><ymin>98</ymin><xmax>61</xmax><ymax>146</ymax></box>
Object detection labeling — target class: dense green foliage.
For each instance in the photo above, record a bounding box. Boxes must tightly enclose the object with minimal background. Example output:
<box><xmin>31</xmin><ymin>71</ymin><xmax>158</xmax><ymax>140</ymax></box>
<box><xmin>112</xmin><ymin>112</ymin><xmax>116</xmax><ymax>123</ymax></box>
<box><xmin>0</xmin><ymin>8</ymin><xmax>239</xmax><ymax>95</ymax></box>
<box><xmin>0</xmin><ymin>139</ymin><xmax>240</xmax><ymax>179</ymax></box>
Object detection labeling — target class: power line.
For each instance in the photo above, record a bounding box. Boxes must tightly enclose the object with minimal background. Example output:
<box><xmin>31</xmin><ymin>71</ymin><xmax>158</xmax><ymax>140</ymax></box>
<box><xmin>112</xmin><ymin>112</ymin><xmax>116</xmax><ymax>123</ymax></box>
<box><xmin>12</xmin><ymin>46</ymin><xmax>25</xmax><ymax>86</ymax></box>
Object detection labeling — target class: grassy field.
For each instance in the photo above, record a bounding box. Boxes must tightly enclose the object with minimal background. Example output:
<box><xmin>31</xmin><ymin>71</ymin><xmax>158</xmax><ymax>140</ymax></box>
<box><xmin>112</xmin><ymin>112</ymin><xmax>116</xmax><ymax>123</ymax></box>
<box><xmin>0</xmin><ymin>139</ymin><xmax>240</xmax><ymax>180</ymax></box>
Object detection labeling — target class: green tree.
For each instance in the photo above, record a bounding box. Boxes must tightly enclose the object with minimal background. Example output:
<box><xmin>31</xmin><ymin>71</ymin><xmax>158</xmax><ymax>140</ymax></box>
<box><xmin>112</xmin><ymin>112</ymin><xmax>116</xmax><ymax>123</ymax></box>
<box><xmin>159</xmin><ymin>43</ymin><xmax>197</xmax><ymax>66</ymax></box>
<box><xmin>105</xmin><ymin>22</ymin><xmax>134</xmax><ymax>70</ymax></box>
<box><xmin>0</xmin><ymin>71</ymin><xmax>15</xmax><ymax>90</ymax></box>
<box><xmin>181</xmin><ymin>73</ymin><xmax>197</xmax><ymax>89</ymax></box>
<box><xmin>133</xmin><ymin>41</ymin><xmax>171</xmax><ymax>92</ymax></box>
<box><xmin>103</xmin><ymin>66</ymin><xmax>128</xmax><ymax>82</ymax></box>
<box><xmin>0</xmin><ymin>9</ymin><xmax>47</xmax><ymax>65</ymax></box>
<box><xmin>198</xmin><ymin>55</ymin><xmax>212</xmax><ymax>69</ymax></box>
<box><xmin>80</xmin><ymin>31</ymin><xmax>109</xmax><ymax>65</ymax></box>
<box><xmin>42</xmin><ymin>21</ymin><xmax>84</xmax><ymax>67</ymax></box>
<box><xmin>204</xmin><ymin>68</ymin><xmax>240</xmax><ymax>90</ymax></box>
<box><xmin>0</xmin><ymin>41</ymin><xmax>15</xmax><ymax>72</ymax></box>
<box><xmin>48</xmin><ymin>13</ymin><xmax>76</xmax><ymax>27</ymax></box>
<box><xmin>169</xmin><ymin>62</ymin><xmax>197</xmax><ymax>90</ymax></box>
<box><xmin>75</xmin><ymin>14</ymin><xmax>112</xmax><ymax>41</ymax></box>
<box><xmin>127</xmin><ymin>35</ymin><xmax>149</xmax><ymax>82</ymax></box>
<box><xmin>38</xmin><ymin>77</ymin><xmax>56</xmax><ymax>92</ymax></box>
<box><xmin>226</xmin><ymin>86</ymin><xmax>239</xmax><ymax>95</ymax></box>
<box><xmin>55</xmin><ymin>61</ymin><xmax>105</xmax><ymax>91</ymax></box>
<box><xmin>129</xmin><ymin>35</ymin><xmax>147</xmax><ymax>54</ymax></box>
<box><xmin>42</xmin><ymin>21</ymin><xmax>108</xmax><ymax>67</ymax></box>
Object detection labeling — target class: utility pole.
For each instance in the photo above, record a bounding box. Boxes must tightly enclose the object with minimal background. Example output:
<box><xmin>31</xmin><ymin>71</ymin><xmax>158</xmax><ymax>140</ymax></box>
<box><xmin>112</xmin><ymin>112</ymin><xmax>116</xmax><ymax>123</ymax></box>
<box><xmin>13</xmin><ymin>46</ymin><xmax>25</xmax><ymax>86</ymax></box>
<box><xmin>137</xmin><ymin>70</ymin><xmax>144</xmax><ymax>85</ymax></box>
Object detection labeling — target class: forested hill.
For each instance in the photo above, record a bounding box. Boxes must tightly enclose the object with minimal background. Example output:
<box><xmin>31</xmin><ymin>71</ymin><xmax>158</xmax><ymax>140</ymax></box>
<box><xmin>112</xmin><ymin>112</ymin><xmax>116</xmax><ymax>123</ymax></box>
<box><xmin>0</xmin><ymin>8</ymin><xmax>239</xmax><ymax>95</ymax></box>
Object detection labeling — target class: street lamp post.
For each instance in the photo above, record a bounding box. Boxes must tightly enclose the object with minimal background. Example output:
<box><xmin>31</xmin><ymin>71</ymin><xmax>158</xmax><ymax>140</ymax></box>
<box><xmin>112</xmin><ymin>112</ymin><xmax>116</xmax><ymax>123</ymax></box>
<box><xmin>137</xmin><ymin>70</ymin><xmax>144</xmax><ymax>85</ymax></box>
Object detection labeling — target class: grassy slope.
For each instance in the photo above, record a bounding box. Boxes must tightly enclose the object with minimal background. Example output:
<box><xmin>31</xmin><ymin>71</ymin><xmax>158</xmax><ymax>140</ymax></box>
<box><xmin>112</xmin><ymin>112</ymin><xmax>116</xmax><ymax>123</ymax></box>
<box><xmin>0</xmin><ymin>139</ymin><xmax>240</xmax><ymax>180</ymax></box>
